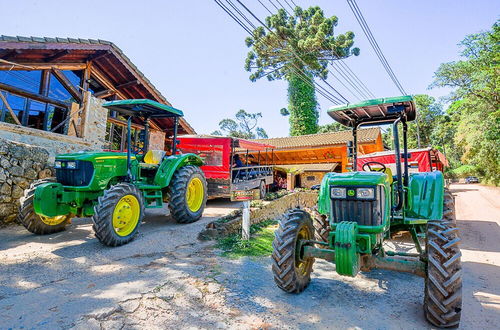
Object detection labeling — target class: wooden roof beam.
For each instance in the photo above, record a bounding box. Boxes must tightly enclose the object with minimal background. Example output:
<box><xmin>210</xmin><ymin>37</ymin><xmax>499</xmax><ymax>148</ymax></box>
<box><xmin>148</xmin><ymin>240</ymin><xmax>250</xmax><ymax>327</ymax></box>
<box><xmin>93</xmin><ymin>89</ymin><xmax>116</xmax><ymax>98</ymax></box>
<box><xmin>116</xmin><ymin>79</ymin><xmax>139</xmax><ymax>90</ymax></box>
<box><xmin>0</xmin><ymin>62</ymin><xmax>86</xmax><ymax>71</ymax></box>
<box><xmin>45</xmin><ymin>50</ymin><xmax>70</xmax><ymax>62</ymax></box>
<box><xmin>51</xmin><ymin>69</ymin><xmax>82</xmax><ymax>103</ymax></box>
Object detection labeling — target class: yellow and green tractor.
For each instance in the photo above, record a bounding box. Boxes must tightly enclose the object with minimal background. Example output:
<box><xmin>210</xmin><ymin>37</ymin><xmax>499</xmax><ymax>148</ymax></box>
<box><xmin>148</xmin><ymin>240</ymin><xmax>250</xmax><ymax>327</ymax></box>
<box><xmin>272</xmin><ymin>96</ymin><xmax>462</xmax><ymax>328</ymax></box>
<box><xmin>18</xmin><ymin>99</ymin><xmax>207</xmax><ymax>247</ymax></box>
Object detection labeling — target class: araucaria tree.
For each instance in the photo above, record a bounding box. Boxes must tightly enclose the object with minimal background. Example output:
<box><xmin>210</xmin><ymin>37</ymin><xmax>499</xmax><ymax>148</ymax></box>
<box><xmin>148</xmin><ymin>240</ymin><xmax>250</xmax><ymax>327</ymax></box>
<box><xmin>244</xmin><ymin>6</ymin><xmax>359</xmax><ymax>136</ymax></box>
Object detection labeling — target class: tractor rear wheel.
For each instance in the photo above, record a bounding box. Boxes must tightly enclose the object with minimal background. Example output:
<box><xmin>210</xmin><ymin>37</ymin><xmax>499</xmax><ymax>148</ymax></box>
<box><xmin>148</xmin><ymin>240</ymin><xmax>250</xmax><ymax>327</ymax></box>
<box><xmin>167</xmin><ymin>165</ymin><xmax>207</xmax><ymax>224</ymax></box>
<box><xmin>18</xmin><ymin>178</ymin><xmax>71</xmax><ymax>235</ymax></box>
<box><xmin>311</xmin><ymin>207</ymin><xmax>330</xmax><ymax>245</ymax></box>
<box><xmin>92</xmin><ymin>183</ymin><xmax>144</xmax><ymax>247</ymax></box>
<box><xmin>272</xmin><ymin>209</ymin><xmax>315</xmax><ymax>293</ymax></box>
<box><xmin>443</xmin><ymin>188</ymin><xmax>456</xmax><ymax>223</ymax></box>
<box><xmin>424</xmin><ymin>220</ymin><xmax>462</xmax><ymax>328</ymax></box>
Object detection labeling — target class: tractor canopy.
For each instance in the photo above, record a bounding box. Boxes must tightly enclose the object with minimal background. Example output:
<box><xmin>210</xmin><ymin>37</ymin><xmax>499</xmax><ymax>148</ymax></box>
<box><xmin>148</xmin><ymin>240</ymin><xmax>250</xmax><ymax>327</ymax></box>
<box><xmin>328</xmin><ymin>95</ymin><xmax>416</xmax><ymax>127</ymax></box>
<box><xmin>102</xmin><ymin>99</ymin><xmax>183</xmax><ymax>118</ymax></box>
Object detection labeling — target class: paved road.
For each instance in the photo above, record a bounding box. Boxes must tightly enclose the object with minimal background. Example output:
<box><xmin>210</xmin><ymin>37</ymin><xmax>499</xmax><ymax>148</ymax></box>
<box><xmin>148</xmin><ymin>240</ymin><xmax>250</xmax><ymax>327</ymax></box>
<box><xmin>0</xmin><ymin>184</ymin><xmax>499</xmax><ymax>329</ymax></box>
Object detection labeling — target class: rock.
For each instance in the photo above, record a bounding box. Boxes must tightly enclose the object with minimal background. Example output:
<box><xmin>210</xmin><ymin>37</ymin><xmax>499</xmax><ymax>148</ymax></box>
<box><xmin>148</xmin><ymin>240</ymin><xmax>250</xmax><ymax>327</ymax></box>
<box><xmin>10</xmin><ymin>166</ymin><xmax>24</xmax><ymax>177</ymax></box>
<box><xmin>0</xmin><ymin>195</ymin><xmax>11</xmax><ymax>203</ymax></box>
<box><xmin>0</xmin><ymin>168</ymin><xmax>6</xmax><ymax>183</ymax></box>
<box><xmin>0</xmin><ymin>183</ymin><xmax>11</xmax><ymax>195</ymax></box>
<box><xmin>0</xmin><ymin>203</ymin><xmax>13</xmax><ymax>217</ymax></box>
<box><xmin>0</xmin><ymin>158</ymin><xmax>10</xmax><ymax>169</ymax></box>
<box><xmin>38</xmin><ymin>168</ymin><xmax>52</xmax><ymax>179</ymax></box>
<box><xmin>207</xmin><ymin>282</ymin><xmax>222</xmax><ymax>294</ymax></box>
<box><xmin>24</xmin><ymin>168</ymin><xmax>38</xmax><ymax>180</ymax></box>
<box><xmin>13</xmin><ymin>177</ymin><xmax>30</xmax><ymax>189</ymax></box>
<box><xmin>21</xmin><ymin>159</ymin><xmax>33</xmax><ymax>169</ymax></box>
<box><xmin>12</xmin><ymin>185</ymin><xmax>24</xmax><ymax>199</ymax></box>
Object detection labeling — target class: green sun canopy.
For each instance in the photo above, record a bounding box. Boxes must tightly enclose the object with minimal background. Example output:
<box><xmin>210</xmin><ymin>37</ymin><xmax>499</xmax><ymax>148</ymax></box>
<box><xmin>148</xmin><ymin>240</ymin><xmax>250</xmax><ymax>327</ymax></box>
<box><xmin>328</xmin><ymin>96</ymin><xmax>416</xmax><ymax>127</ymax></box>
<box><xmin>102</xmin><ymin>99</ymin><xmax>184</xmax><ymax>118</ymax></box>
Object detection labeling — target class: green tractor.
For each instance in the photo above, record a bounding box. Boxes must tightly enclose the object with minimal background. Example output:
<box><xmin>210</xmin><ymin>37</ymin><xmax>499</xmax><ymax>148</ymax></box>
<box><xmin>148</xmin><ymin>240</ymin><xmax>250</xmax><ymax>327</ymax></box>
<box><xmin>272</xmin><ymin>96</ymin><xmax>461</xmax><ymax>328</ymax></box>
<box><xmin>18</xmin><ymin>99</ymin><xmax>207</xmax><ymax>247</ymax></box>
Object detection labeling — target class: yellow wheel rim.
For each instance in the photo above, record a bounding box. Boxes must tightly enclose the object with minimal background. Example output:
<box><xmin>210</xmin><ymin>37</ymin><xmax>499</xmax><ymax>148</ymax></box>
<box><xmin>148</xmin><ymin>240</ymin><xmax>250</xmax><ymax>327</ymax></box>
<box><xmin>112</xmin><ymin>194</ymin><xmax>140</xmax><ymax>237</ymax></box>
<box><xmin>40</xmin><ymin>215</ymin><xmax>67</xmax><ymax>226</ymax></box>
<box><xmin>296</xmin><ymin>225</ymin><xmax>313</xmax><ymax>276</ymax></box>
<box><xmin>186</xmin><ymin>177</ymin><xmax>204</xmax><ymax>212</ymax></box>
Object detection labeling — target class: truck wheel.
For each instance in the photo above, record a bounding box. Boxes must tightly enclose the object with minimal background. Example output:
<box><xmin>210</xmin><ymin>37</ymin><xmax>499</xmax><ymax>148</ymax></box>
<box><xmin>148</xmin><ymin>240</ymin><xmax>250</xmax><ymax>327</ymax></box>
<box><xmin>443</xmin><ymin>188</ymin><xmax>456</xmax><ymax>223</ymax></box>
<box><xmin>424</xmin><ymin>220</ymin><xmax>462</xmax><ymax>328</ymax></box>
<box><xmin>272</xmin><ymin>209</ymin><xmax>314</xmax><ymax>293</ymax></box>
<box><xmin>259</xmin><ymin>180</ymin><xmax>266</xmax><ymax>199</ymax></box>
<box><xmin>168</xmin><ymin>165</ymin><xmax>207</xmax><ymax>224</ymax></box>
<box><xmin>18</xmin><ymin>178</ymin><xmax>70</xmax><ymax>235</ymax></box>
<box><xmin>311</xmin><ymin>207</ymin><xmax>330</xmax><ymax>245</ymax></box>
<box><xmin>92</xmin><ymin>183</ymin><xmax>144</xmax><ymax>247</ymax></box>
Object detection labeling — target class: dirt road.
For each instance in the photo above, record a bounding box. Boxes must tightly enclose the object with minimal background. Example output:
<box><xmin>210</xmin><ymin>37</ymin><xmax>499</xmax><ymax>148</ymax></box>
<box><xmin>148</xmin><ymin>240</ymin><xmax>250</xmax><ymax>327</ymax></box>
<box><xmin>0</xmin><ymin>183</ymin><xmax>499</xmax><ymax>329</ymax></box>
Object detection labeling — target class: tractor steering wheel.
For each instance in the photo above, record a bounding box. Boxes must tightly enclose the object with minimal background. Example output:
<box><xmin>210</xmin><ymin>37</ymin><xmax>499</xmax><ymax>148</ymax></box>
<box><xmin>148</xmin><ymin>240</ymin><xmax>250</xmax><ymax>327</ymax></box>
<box><xmin>362</xmin><ymin>161</ymin><xmax>387</xmax><ymax>173</ymax></box>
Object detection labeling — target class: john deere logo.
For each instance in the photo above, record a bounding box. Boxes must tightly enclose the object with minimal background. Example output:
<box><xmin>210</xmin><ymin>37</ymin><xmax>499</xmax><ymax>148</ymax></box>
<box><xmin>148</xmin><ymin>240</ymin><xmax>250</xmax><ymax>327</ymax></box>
<box><xmin>347</xmin><ymin>189</ymin><xmax>355</xmax><ymax>197</ymax></box>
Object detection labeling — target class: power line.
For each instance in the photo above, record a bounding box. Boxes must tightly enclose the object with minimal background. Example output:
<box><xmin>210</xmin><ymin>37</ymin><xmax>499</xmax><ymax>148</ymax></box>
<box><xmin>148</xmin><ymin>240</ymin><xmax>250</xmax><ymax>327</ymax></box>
<box><xmin>347</xmin><ymin>0</ymin><xmax>407</xmax><ymax>95</ymax></box>
<box><xmin>215</xmin><ymin>0</ymin><xmax>347</xmax><ymax>104</ymax></box>
<box><xmin>239</xmin><ymin>0</ymin><xmax>350</xmax><ymax>103</ymax></box>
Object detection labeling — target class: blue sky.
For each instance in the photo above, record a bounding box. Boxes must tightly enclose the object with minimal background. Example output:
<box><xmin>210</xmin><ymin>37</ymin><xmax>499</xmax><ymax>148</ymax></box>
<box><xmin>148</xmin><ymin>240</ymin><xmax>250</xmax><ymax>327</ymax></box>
<box><xmin>2</xmin><ymin>0</ymin><xmax>499</xmax><ymax>137</ymax></box>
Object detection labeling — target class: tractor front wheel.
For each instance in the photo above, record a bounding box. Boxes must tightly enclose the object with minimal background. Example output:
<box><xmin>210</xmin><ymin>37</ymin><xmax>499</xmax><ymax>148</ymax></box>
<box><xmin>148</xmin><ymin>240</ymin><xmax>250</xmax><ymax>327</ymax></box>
<box><xmin>443</xmin><ymin>188</ymin><xmax>456</xmax><ymax>223</ymax></box>
<box><xmin>92</xmin><ymin>183</ymin><xmax>144</xmax><ymax>247</ymax></box>
<box><xmin>424</xmin><ymin>220</ymin><xmax>462</xmax><ymax>328</ymax></box>
<box><xmin>311</xmin><ymin>207</ymin><xmax>330</xmax><ymax>245</ymax></box>
<box><xmin>167</xmin><ymin>165</ymin><xmax>207</xmax><ymax>224</ymax></box>
<box><xmin>18</xmin><ymin>178</ymin><xmax>70</xmax><ymax>235</ymax></box>
<box><xmin>272</xmin><ymin>209</ymin><xmax>315</xmax><ymax>293</ymax></box>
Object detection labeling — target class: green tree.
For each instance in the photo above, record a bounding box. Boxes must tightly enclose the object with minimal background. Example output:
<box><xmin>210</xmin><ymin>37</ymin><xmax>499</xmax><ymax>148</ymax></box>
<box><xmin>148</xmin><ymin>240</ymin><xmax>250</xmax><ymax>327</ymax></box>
<box><xmin>317</xmin><ymin>122</ymin><xmax>347</xmax><ymax>133</ymax></box>
<box><xmin>244</xmin><ymin>6</ymin><xmax>359</xmax><ymax>136</ymax></box>
<box><xmin>212</xmin><ymin>109</ymin><xmax>268</xmax><ymax>139</ymax></box>
<box><xmin>431</xmin><ymin>21</ymin><xmax>499</xmax><ymax>184</ymax></box>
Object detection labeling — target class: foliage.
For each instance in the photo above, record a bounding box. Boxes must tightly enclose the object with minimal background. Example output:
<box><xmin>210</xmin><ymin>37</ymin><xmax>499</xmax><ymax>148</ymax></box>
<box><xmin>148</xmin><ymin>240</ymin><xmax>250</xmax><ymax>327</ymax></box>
<box><xmin>211</xmin><ymin>109</ymin><xmax>268</xmax><ymax>139</ymax></box>
<box><xmin>317</xmin><ymin>121</ymin><xmax>347</xmax><ymax>133</ymax></box>
<box><xmin>280</xmin><ymin>107</ymin><xmax>290</xmax><ymax>116</ymax></box>
<box><xmin>430</xmin><ymin>21</ymin><xmax>499</xmax><ymax>185</ymax></box>
<box><xmin>244</xmin><ymin>6</ymin><xmax>359</xmax><ymax>136</ymax></box>
<box><xmin>264</xmin><ymin>189</ymin><xmax>290</xmax><ymax>201</ymax></box>
<box><xmin>216</xmin><ymin>220</ymin><xmax>277</xmax><ymax>258</ymax></box>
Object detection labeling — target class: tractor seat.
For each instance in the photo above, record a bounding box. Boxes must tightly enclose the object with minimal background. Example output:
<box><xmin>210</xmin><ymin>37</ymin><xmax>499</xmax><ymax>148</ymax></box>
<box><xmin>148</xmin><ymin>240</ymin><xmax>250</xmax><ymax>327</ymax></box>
<box><xmin>371</xmin><ymin>167</ymin><xmax>393</xmax><ymax>185</ymax></box>
<box><xmin>143</xmin><ymin>150</ymin><xmax>166</xmax><ymax>165</ymax></box>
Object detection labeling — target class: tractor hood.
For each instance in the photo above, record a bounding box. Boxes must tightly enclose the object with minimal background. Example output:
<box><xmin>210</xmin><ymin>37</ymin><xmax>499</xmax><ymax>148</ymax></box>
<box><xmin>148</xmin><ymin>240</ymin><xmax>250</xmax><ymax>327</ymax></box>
<box><xmin>323</xmin><ymin>171</ymin><xmax>389</xmax><ymax>186</ymax></box>
<box><xmin>56</xmin><ymin>152</ymin><xmax>136</xmax><ymax>162</ymax></box>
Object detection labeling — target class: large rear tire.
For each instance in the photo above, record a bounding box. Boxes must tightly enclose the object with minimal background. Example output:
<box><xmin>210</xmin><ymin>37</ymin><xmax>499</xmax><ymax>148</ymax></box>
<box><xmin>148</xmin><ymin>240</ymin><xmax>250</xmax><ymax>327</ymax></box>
<box><xmin>443</xmin><ymin>188</ymin><xmax>456</xmax><ymax>223</ymax></box>
<box><xmin>272</xmin><ymin>209</ymin><xmax>315</xmax><ymax>293</ymax></box>
<box><xmin>92</xmin><ymin>183</ymin><xmax>144</xmax><ymax>247</ymax></box>
<box><xmin>167</xmin><ymin>165</ymin><xmax>207</xmax><ymax>224</ymax></box>
<box><xmin>424</xmin><ymin>220</ymin><xmax>462</xmax><ymax>328</ymax></box>
<box><xmin>18</xmin><ymin>178</ymin><xmax>70</xmax><ymax>235</ymax></box>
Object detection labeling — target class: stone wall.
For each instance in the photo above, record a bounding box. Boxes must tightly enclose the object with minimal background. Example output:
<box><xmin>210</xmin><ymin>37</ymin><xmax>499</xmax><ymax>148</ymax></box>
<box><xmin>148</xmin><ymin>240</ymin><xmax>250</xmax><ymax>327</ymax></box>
<box><xmin>149</xmin><ymin>129</ymin><xmax>166</xmax><ymax>150</ymax></box>
<box><xmin>199</xmin><ymin>191</ymin><xmax>318</xmax><ymax>239</ymax></box>
<box><xmin>0</xmin><ymin>138</ymin><xmax>53</xmax><ymax>223</ymax></box>
<box><xmin>299</xmin><ymin>171</ymin><xmax>326</xmax><ymax>189</ymax></box>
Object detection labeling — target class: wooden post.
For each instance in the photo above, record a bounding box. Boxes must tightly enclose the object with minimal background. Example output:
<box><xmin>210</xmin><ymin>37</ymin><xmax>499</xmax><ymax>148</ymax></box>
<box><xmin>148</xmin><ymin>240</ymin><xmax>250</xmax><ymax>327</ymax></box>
<box><xmin>242</xmin><ymin>200</ymin><xmax>250</xmax><ymax>240</ymax></box>
<box><xmin>82</xmin><ymin>61</ymin><xmax>91</xmax><ymax>92</ymax></box>
<box><xmin>0</xmin><ymin>91</ymin><xmax>22</xmax><ymax>125</ymax></box>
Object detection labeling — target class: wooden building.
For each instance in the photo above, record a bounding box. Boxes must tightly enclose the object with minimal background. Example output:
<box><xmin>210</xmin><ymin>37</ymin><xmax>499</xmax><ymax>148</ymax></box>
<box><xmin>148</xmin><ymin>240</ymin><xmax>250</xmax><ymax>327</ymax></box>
<box><xmin>0</xmin><ymin>35</ymin><xmax>195</xmax><ymax>152</ymax></box>
<box><xmin>253</xmin><ymin>127</ymin><xmax>384</xmax><ymax>189</ymax></box>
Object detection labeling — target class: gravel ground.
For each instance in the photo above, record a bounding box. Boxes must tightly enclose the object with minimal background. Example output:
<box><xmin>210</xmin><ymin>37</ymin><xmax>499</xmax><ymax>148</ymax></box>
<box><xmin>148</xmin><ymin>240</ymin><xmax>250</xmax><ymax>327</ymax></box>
<box><xmin>0</xmin><ymin>183</ymin><xmax>499</xmax><ymax>329</ymax></box>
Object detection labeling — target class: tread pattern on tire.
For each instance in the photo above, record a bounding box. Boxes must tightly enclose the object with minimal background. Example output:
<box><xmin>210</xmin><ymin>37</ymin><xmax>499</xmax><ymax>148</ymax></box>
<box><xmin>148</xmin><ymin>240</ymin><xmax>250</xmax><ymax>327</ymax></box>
<box><xmin>167</xmin><ymin>165</ymin><xmax>207</xmax><ymax>224</ymax></box>
<box><xmin>272</xmin><ymin>208</ymin><xmax>314</xmax><ymax>293</ymax></box>
<box><xmin>18</xmin><ymin>178</ymin><xmax>69</xmax><ymax>235</ymax></box>
<box><xmin>310</xmin><ymin>207</ymin><xmax>330</xmax><ymax>245</ymax></box>
<box><xmin>92</xmin><ymin>183</ymin><xmax>144</xmax><ymax>247</ymax></box>
<box><xmin>424</xmin><ymin>220</ymin><xmax>462</xmax><ymax>328</ymax></box>
<box><xmin>443</xmin><ymin>188</ymin><xmax>456</xmax><ymax>223</ymax></box>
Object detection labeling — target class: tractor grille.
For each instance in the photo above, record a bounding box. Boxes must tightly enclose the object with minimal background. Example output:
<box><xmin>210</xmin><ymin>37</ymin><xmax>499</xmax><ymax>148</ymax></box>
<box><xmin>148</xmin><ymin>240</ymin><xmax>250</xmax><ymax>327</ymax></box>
<box><xmin>331</xmin><ymin>186</ymin><xmax>385</xmax><ymax>226</ymax></box>
<box><xmin>56</xmin><ymin>161</ymin><xmax>94</xmax><ymax>186</ymax></box>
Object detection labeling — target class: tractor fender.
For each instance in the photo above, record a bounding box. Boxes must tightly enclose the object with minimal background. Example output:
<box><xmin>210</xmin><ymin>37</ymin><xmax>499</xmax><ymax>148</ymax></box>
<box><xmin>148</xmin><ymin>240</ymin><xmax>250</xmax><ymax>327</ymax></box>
<box><xmin>153</xmin><ymin>153</ymin><xmax>204</xmax><ymax>188</ymax></box>
<box><xmin>405</xmin><ymin>171</ymin><xmax>444</xmax><ymax>220</ymax></box>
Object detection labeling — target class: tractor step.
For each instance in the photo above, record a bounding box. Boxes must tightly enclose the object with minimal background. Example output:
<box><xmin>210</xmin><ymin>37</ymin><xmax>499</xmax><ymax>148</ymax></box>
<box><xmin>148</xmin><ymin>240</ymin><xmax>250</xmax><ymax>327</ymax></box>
<box><xmin>142</xmin><ymin>189</ymin><xmax>163</xmax><ymax>208</ymax></box>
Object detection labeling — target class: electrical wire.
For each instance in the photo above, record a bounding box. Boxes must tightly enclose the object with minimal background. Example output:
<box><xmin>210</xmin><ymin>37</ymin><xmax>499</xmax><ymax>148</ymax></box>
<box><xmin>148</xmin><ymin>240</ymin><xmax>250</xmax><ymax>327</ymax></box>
<box><xmin>347</xmin><ymin>0</ymin><xmax>407</xmax><ymax>95</ymax></box>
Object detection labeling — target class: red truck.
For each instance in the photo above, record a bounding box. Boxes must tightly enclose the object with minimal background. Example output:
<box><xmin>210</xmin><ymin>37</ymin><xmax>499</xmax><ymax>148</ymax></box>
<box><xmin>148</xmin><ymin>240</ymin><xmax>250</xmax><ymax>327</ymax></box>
<box><xmin>177</xmin><ymin>135</ymin><xmax>275</xmax><ymax>199</ymax></box>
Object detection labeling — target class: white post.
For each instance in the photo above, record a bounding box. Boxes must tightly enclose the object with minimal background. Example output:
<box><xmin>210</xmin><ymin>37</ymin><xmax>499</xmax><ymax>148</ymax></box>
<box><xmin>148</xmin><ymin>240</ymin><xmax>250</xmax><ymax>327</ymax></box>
<box><xmin>242</xmin><ymin>200</ymin><xmax>250</xmax><ymax>240</ymax></box>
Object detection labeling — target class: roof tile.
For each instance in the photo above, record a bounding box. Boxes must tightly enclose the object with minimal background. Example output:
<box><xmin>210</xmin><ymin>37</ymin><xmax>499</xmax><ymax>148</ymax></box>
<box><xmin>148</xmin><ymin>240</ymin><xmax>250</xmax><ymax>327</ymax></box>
<box><xmin>254</xmin><ymin>127</ymin><xmax>380</xmax><ymax>149</ymax></box>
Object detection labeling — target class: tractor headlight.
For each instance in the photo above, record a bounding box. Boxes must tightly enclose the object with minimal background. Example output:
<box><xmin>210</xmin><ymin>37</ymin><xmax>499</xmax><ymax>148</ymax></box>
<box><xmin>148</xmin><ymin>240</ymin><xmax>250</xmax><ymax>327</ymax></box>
<box><xmin>66</xmin><ymin>161</ymin><xmax>77</xmax><ymax>169</ymax></box>
<box><xmin>356</xmin><ymin>187</ymin><xmax>375</xmax><ymax>199</ymax></box>
<box><xmin>331</xmin><ymin>187</ymin><xmax>346</xmax><ymax>199</ymax></box>
<box><xmin>54</xmin><ymin>161</ymin><xmax>62</xmax><ymax>169</ymax></box>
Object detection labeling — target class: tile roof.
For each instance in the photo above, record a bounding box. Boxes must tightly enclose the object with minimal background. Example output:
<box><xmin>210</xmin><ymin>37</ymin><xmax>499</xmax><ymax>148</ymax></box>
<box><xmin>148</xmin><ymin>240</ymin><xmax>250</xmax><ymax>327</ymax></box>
<box><xmin>254</xmin><ymin>127</ymin><xmax>380</xmax><ymax>149</ymax></box>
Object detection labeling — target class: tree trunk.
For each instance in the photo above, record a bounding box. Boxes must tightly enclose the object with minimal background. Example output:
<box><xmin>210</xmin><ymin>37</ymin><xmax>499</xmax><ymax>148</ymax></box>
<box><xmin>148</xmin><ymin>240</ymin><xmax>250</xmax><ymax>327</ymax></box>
<box><xmin>287</xmin><ymin>72</ymin><xmax>319</xmax><ymax>136</ymax></box>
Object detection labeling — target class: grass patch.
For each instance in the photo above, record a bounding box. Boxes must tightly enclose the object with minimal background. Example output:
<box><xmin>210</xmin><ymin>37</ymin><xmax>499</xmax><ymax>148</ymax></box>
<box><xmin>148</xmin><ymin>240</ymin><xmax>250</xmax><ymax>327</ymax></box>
<box><xmin>216</xmin><ymin>220</ymin><xmax>277</xmax><ymax>259</ymax></box>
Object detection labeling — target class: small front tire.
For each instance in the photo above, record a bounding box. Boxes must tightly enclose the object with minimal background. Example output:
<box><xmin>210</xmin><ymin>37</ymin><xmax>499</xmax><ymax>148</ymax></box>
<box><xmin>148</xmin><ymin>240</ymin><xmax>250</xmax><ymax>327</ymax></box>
<box><xmin>92</xmin><ymin>183</ymin><xmax>144</xmax><ymax>247</ymax></box>
<box><xmin>272</xmin><ymin>209</ymin><xmax>315</xmax><ymax>293</ymax></box>
<box><xmin>18</xmin><ymin>178</ymin><xmax>70</xmax><ymax>235</ymax></box>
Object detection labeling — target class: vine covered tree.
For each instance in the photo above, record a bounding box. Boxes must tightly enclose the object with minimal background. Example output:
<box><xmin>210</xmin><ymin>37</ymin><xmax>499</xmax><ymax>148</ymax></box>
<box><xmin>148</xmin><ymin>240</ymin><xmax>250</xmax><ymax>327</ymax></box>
<box><xmin>244</xmin><ymin>6</ymin><xmax>359</xmax><ymax>136</ymax></box>
<box><xmin>211</xmin><ymin>109</ymin><xmax>268</xmax><ymax>139</ymax></box>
